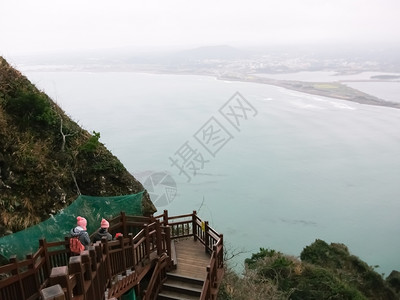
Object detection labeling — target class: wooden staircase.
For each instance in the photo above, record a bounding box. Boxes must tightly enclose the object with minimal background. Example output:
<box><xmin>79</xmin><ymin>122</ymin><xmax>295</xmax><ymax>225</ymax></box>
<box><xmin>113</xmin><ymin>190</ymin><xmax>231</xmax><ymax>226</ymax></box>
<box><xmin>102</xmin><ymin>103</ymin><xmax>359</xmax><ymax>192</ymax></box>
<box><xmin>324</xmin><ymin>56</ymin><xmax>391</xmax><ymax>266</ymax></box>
<box><xmin>1</xmin><ymin>211</ymin><xmax>224</xmax><ymax>300</ymax></box>
<box><xmin>158</xmin><ymin>273</ymin><xmax>204</xmax><ymax>300</ymax></box>
<box><xmin>154</xmin><ymin>238</ymin><xmax>210</xmax><ymax>299</ymax></box>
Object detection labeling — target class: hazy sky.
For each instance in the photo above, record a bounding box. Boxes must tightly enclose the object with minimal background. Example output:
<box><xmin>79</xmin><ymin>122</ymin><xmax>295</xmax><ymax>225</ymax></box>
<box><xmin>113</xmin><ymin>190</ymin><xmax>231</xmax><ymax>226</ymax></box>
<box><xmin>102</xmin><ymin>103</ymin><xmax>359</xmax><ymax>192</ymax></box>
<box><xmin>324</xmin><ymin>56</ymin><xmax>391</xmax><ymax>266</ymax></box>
<box><xmin>1</xmin><ymin>0</ymin><xmax>399</xmax><ymax>56</ymax></box>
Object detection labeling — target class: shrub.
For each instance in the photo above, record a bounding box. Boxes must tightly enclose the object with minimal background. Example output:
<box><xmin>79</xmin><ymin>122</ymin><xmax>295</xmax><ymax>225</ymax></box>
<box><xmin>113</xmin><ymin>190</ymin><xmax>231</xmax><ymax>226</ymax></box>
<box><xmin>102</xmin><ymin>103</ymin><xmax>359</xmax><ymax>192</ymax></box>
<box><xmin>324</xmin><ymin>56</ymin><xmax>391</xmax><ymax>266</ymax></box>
<box><xmin>4</xmin><ymin>89</ymin><xmax>57</xmax><ymax>128</ymax></box>
<box><xmin>92</xmin><ymin>157</ymin><xmax>124</xmax><ymax>173</ymax></box>
<box><xmin>292</xmin><ymin>265</ymin><xmax>366</xmax><ymax>300</ymax></box>
<box><xmin>79</xmin><ymin>131</ymin><xmax>101</xmax><ymax>154</ymax></box>
<box><xmin>300</xmin><ymin>239</ymin><xmax>349</xmax><ymax>269</ymax></box>
<box><xmin>245</xmin><ymin>247</ymin><xmax>277</xmax><ymax>269</ymax></box>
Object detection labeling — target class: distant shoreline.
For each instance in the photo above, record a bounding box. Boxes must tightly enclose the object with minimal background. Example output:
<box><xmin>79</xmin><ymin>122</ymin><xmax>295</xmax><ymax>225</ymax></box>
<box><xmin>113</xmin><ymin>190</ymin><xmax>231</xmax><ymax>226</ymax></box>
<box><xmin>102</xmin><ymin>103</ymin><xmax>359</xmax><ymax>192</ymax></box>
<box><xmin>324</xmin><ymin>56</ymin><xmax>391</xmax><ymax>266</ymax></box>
<box><xmin>216</xmin><ymin>74</ymin><xmax>400</xmax><ymax>110</ymax></box>
<box><xmin>22</xmin><ymin>65</ymin><xmax>400</xmax><ymax>109</ymax></box>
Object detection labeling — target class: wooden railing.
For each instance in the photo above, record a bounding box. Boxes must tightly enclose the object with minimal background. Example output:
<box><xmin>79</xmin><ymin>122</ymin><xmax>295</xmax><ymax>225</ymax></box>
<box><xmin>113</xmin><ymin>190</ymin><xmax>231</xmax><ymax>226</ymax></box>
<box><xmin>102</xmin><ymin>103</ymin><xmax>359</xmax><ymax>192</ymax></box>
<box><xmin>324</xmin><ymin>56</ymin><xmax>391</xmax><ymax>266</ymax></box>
<box><xmin>0</xmin><ymin>237</ymin><xmax>71</xmax><ymax>300</ymax></box>
<box><xmin>0</xmin><ymin>210</ymin><xmax>224</xmax><ymax>300</ymax></box>
<box><xmin>153</xmin><ymin>210</ymin><xmax>224</xmax><ymax>299</ymax></box>
<box><xmin>143</xmin><ymin>253</ymin><xmax>169</xmax><ymax>300</ymax></box>
<box><xmin>201</xmin><ymin>237</ymin><xmax>224</xmax><ymax>300</ymax></box>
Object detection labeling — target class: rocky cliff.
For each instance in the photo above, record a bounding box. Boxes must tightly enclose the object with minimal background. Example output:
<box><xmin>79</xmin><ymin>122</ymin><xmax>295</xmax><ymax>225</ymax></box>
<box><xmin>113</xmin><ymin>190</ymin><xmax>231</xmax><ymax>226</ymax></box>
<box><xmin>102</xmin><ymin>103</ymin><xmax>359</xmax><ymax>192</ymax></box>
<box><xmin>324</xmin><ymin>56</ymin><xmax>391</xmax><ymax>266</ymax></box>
<box><xmin>0</xmin><ymin>57</ymin><xmax>156</xmax><ymax>235</ymax></box>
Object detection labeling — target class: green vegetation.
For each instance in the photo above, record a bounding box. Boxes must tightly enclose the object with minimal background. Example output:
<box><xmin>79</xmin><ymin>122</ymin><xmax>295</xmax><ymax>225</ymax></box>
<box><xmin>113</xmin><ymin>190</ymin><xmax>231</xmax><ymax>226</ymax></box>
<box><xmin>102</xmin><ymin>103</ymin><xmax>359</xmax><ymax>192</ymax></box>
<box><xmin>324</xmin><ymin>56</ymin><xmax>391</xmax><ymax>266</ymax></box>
<box><xmin>312</xmin><ymin>83</ymin><xmax>339</xmax><ymax>89</ymax></box>
<box><xmin>4</xmin><ymin>89</ymin><xmax>58</xmax><ymax>129</ymax></box>
<box><xmin>219</xmin><ymin>240</ymin><xmax>399</xmax><ymax>299</ymax></box>
<box><xmin>0</xmin><ymin>56</ymin><xmax>155</xmax><ymax>235</ymax></box>
<box><xmin>79</xmin><ymin>131</ymin><xmax>101</xmax><ymax>153</ymax></box>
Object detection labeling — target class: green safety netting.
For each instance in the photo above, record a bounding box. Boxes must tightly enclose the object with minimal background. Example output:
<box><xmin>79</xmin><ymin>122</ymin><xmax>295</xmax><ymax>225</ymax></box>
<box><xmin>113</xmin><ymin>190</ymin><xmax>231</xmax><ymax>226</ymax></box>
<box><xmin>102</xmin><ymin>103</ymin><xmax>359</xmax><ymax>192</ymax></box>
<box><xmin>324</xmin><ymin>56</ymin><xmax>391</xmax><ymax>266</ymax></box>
<box><xmin>0</xmin><ymin>191</ymin><xmax>144</xmax><ymax>261</ymax></box>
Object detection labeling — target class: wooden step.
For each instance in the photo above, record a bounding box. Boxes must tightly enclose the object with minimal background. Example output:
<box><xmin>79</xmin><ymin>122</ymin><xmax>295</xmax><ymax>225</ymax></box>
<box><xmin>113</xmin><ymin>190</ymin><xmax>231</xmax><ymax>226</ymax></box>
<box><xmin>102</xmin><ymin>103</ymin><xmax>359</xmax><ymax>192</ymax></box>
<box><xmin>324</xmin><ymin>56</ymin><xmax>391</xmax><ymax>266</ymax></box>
<box><xmin>162</xmin><ymin>280</ymin><xmax>202</xmax><ymax>296</ymax></box>
<box><xmin>166</xmin><ymin>273</ymin><xmax>204</xmax><ymax>286</ymax></box>
<box><xmin>157</xmin><ymin>273</ymin><xmax>204</xmax><ymax>300</ymax></box>
<box><xmin>158</xmin><ymin>289</ymin><xmax>199</xmax><ymax>300</ymax></box>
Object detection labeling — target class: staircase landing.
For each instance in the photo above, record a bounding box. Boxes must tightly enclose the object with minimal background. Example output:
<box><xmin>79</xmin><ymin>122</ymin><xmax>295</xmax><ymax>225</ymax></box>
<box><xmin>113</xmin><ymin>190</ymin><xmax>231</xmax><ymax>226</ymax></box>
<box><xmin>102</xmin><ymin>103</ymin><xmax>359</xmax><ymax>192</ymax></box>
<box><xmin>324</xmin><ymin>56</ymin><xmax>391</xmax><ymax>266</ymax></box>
<box><xmin>169</xmin><ymin>238</ymin><xmax>210</xmax><ymax>280</ymax></box>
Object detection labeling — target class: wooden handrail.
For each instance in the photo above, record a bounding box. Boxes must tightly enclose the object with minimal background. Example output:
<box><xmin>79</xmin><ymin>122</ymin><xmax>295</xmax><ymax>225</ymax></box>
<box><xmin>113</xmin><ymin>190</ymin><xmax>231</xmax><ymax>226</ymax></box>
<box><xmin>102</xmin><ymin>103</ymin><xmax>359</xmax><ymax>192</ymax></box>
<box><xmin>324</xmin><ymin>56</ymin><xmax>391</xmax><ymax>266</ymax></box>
<box><xmin>143</xmin><ymin>253</ymin><xmax>169</xmax><ymax>300</ymax></box>
<box><xmin>0</xmin><ymin>210</ymin><xmax>224</xmax><ymax>300</ymax></box>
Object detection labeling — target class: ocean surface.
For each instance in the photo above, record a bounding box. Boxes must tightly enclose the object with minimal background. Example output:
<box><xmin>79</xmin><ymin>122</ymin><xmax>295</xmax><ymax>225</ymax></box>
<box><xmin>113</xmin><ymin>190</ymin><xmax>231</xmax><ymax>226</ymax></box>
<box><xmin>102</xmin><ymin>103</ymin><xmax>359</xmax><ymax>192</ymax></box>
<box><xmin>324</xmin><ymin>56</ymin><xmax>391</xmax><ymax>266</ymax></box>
<box><xmin>22</xmin><ymin>70</ymin><xmax>400</xmax><ymax>276</ymax></box>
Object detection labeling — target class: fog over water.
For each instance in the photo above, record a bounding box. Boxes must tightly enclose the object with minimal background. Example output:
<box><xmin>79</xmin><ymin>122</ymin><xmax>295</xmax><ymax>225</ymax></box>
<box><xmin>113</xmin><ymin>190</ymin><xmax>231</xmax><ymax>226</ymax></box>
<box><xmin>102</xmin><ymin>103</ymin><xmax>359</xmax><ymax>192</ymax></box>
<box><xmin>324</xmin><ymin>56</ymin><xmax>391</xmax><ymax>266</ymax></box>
<box><xmin>1</xmin><ymin>0</ymin><xmax>400</xmax><ymax>56</ymax></box>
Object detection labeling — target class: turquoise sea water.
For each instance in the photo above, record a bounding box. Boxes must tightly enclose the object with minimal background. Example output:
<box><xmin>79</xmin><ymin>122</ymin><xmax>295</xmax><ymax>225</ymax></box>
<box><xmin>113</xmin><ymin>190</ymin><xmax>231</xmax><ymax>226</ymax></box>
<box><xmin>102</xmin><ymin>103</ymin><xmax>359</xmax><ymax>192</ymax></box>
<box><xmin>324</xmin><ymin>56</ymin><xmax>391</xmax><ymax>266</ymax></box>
<box><xmin>24</xmin><ymin>71</ymin><xmax>400</xmax><ymax>276</ymax></box>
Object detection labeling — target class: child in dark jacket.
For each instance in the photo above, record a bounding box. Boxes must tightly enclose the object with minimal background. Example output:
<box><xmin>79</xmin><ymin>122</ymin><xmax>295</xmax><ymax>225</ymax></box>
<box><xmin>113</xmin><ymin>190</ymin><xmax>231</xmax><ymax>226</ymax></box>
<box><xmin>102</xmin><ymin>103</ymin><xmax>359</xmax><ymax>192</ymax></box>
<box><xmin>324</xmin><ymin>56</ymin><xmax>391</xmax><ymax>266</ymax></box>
<box><xmin>92</xmin><ymin>218</ymin><xmax>113</xmax><ymax>243</ymax></box>
<box><xmin>70</xmin><ymin>216</ymin><xmax>90</xmax><ymax>250</ymax></box>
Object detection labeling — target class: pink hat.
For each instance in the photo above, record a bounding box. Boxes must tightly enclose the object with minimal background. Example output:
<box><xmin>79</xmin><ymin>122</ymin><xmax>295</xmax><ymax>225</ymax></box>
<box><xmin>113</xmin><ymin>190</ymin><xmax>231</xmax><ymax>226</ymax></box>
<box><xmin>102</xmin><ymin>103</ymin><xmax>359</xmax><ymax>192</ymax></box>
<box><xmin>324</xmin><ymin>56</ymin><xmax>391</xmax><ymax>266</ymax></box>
<box><xmin>101</xmin><ymin>218</ymin><xmax>109</xmax><ymax>229</ymax></box>
<box><xmin>77</xmin><ymin>216</ymin><xmax>87</xmax><ymax>230</ymax></box>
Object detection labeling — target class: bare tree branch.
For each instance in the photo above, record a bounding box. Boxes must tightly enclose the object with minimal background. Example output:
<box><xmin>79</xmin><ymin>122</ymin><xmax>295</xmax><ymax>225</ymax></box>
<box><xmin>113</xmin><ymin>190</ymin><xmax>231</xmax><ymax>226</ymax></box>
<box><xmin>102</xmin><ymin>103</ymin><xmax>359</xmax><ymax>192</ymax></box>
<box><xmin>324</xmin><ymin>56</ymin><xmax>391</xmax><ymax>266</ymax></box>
<box><xmin>59</xmin><ymin>116</ymin><xmax>75</xmax><ymax>152</ymax></box>
<box><xmin>71</xmin><ymin>170</ymin><xmax>81</xmax><ymax>195</ymax></box>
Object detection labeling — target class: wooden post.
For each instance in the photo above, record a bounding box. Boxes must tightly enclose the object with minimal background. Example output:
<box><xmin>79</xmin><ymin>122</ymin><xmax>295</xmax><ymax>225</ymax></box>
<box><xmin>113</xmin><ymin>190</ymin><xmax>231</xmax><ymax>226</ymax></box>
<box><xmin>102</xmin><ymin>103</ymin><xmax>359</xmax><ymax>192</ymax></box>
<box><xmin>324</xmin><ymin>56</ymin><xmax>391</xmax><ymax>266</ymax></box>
<box><xmin>219</xmin><ymin>234</ymin><xmax>224</xmax><ymax>268</ymax></box>
<box><xmin>95</xmin><ymin>242</ymin><xmax>108</xmax><ymax>293</ymax></box>
<box><xmin>165</xmin><ymin>226</ymin><xmax>171</xmax><ymax>255</ymax></box>
<box><xmin>206</xmin><ymin>265</ymin><xmax>211</xmax><ymax>298</ymax></box>
<box><xmin>68</xmin><ymin>256</ymin><xmax>84</xmax><ymax>296</ymax></box>
<box><xmin>212</xmin><ymin>246</ymin><xmax>218</xmax><ymax>288</ymax></box>
<box><xmin>64</xmin><ymin>236</ymin><xmax>71</xmax><ymax>256</ymax></box>
<box><xmin>192</xmin><ymin>210</ymin><xmax>197</xmax><ymax>241</ymax></box>
<box><xmin>156</xmin><ymin>220</ymin><xmax>162</xmax><ymax>256</ymax></box>
<box><xmin>88</xmin><ymin>246</ymin><xmax>101</xmax><ymax>299</ymax></box>
<box><xmin>26</xmin><ymin>253</ymin><xmax>40</xmax><ymax>296</ymax></box>
<box><xmin>39</xmin><ymin>238</ymin><xmax>51</xmax><ymax>278</ymax></box>
<box><xmin>81</xmin><ymin>251</ymin><xmax>95</xmax><ymax>300</ymax></box>
<box><xmin>89</xmin><ymin>246</ymin><xmax>97</xmax><ymax>271</ymax></box>
<box><xmin>9</xmin><ymin>256</ymin><xmax>18</xmax><ymax>275</ymax></box>
<box><xmin>101</xmin><ymin>238</ymin><xmax>112</xmax><ymax>288</ymax></box>
<box><xmin>94</xmin><ymin>242</ymin><xmax>102</xmax><ymax>263</ymax></box>
<box><xmin>49</xmin><ymin>266</ymin><xmax>72</xmax><ymax>300</ymax></box>
<box><xmin>121</xmin><ymin>211</ymin><xmax>127</xmax><ymax>236</ymax></box>
<box><xmin>144</xmin><ymin>224</ymin><xmax>150</xmax><ymax>260</ymax></box>
<box><xmin>204</xmin><ymin>221</ymin><xmax>209</xmax><ymax>253</ymax></box>
<box><xmin>149</xmin><ymin>213</ymin><xmax>155</xmax><ymax>223</ymax></box>
<box><xmin>165</xmin><ymin>225</ymin><xmax>172</xmax><ymax>268</ymax></box>
<box><xmin>163</xmin><ymin>209</ymin><xmax>169</xmax><ymax>226</ymax></box>
<box><xmin>119</xmin><ymin>234</ymin><xmax>127</xmax><ymax>272</ymax></box>
<box><xmin>128</xmin><ymin>233</ymin><xmax>136</xmax><ymax>269</ymax></box>
<box><xmin>40</xmin><ymin>284</ymin><xmax>65</xmax><ymax>300</ymax></box>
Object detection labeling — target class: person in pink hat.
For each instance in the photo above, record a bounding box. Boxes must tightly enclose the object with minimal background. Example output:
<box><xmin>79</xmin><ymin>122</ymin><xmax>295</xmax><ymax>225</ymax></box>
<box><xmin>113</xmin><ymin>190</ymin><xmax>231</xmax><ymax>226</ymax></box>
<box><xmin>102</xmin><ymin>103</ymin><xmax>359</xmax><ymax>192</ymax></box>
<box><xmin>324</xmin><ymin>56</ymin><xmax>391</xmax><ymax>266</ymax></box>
<box><xmin>70</xmin><ymin>216</ymin><xmax>90</xmax><ymax>250</ymax></box>
<box><xmin>92</xmin><ymin>218</ymin><xmax>112</xmax><ymax>243</ymax></box>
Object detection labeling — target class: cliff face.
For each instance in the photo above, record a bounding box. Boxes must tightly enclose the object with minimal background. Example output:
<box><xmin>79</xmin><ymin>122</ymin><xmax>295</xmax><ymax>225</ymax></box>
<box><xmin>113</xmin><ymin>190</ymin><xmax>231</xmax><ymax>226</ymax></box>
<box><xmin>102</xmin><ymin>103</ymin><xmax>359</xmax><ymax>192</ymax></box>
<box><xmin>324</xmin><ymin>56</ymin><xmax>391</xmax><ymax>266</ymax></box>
<box><xmin>0</xmin><ymin>57</ymin><xmax>156</xmax><ymax>234</ymax></box>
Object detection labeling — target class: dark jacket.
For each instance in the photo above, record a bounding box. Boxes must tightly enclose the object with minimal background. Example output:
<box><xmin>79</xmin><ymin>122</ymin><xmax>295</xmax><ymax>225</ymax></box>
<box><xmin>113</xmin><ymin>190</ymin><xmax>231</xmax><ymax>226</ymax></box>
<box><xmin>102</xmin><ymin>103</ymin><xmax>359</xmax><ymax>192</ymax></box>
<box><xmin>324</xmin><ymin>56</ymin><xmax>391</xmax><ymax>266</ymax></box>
<box><xmin>92</xmin><ymin>228</ymin><xmax>113</xmax><ymax>243</ymax></box>
<box><xmin>70</xmin><ymin>226</ymin><xmax>90</xmax><ymax>250</ymax></box>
